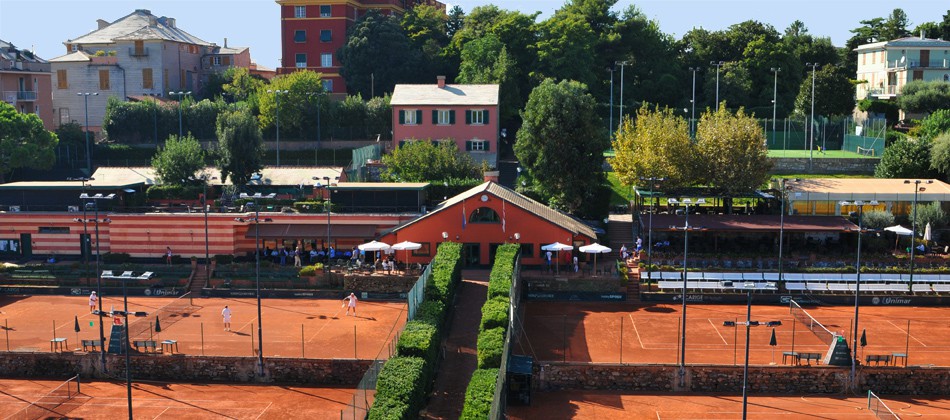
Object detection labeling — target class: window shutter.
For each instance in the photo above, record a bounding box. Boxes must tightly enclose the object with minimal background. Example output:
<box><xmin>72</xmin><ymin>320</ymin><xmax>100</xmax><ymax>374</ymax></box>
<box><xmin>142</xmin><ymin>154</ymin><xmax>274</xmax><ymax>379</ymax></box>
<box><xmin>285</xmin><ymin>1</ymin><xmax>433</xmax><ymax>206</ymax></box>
<box><xmin>449</xmin><ymin>110</ymin><xmax>455</xmax><ymax>124</ymax></box>
<box><xmin>223</xmin><ymin>56</ymin><xmax>230</xmax><ymax>66</ymax></box>
<box><xmin>398</xmin><ymin>110</ymin><xmax>405</xmax><ymax>125</ymax></box>
<box><xmin>432</xmin><ymin>110</ymin><xmax>438</xmax><ymax>124</ymax></box>
<box><xmin>465</xmin><ymin>140</ymin><xmax>472</xmax><ymax>151</ymax></box>
<box><xmin>416</xmin><ymin>110</ymin><xmax>422</xmax><ymax>124</ymax></box>
<box><xmin>484</xmin><ymin>141</ymin><xmax>490</xmax><ymax>151</ymax></box>
<box><xmin>484</xmin><ymin>110</ymin><xmax>489</xmax><ymax>124</ymax></box>
<box><xmin>465</xmin><ymin>110</ymin><xmax>471</xmax><ymax>125</ymax></box>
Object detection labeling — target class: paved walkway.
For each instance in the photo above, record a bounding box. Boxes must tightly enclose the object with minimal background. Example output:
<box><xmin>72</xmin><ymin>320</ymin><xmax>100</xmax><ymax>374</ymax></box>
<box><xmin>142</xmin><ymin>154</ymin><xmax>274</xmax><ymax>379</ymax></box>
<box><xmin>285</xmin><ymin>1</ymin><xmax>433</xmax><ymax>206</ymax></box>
<box><xmin>421</xmin><ymin>269</ymin><xmax>489</xmax><ymax>419</ymax></box>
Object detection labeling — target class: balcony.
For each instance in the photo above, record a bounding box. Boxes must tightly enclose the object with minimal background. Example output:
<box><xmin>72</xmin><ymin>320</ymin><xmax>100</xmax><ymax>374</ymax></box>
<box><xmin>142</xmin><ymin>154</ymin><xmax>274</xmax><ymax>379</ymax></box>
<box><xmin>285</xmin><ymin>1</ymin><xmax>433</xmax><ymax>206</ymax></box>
<box><xmin>867</xmin><ymin>86</ymin><xmax>897</xmax><ymax>98</ymax></box>
<box><xmin>1</xmin><ymin>90</ymin><xmax>37</xmax><ymax>101</ymax></box>
<box><xmin>128</xmin><ymin>47</ymin><xmax>150</xmax><ymax>57</ymax></box>
<box><xmin>886</xmin><ymin>58</ymin><xmax>950</xmax><ymax>70</ymax></box>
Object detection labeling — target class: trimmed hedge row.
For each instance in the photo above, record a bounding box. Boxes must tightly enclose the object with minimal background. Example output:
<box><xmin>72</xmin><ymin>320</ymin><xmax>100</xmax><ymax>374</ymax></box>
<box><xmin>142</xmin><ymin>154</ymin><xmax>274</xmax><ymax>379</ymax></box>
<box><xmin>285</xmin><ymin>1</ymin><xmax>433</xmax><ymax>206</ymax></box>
<box><xmin>460</xmin><ymin>369</ymin><xmax>499</xmax><ymax>420</ymax></box>
<box><xmin>487</xmin><ymin>244</ymin><xmax>518</xmax><ymax>300</ymax></box>
<box><xmin>369</xmin><ymin>242</ymin><xmax>463</xmax><ymax>419</ymax></box>
<box><xmin>479</xmin><ymin>296</ymin><xmax>510</xmax><ymax>331</ymax></box>
<box><xmin>476</xmin><ymin>327</ymin><xmax>506</xmax><ymax>369</ymax></box>
<box><xmin>368</xmin><ymin>356</ymin><xmax>426</xmax><ymax>420</ymax></box>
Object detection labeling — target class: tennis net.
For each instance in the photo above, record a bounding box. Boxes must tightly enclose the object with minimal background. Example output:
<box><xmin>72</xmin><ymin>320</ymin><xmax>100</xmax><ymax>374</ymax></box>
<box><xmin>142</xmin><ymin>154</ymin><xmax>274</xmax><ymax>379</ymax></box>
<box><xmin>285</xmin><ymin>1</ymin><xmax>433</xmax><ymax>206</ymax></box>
<box><xmin>7</xmin><ymin>375</ymin><xmax>81</xmax><ymax>420</ymax></box>
<box><xmin>868</xmin><ymin>390</ymin><xmax>900</xmax><ymax>419</ymax></box>
<box><xmin>128</xmin><ymin>292</ymin><xmax>197</xmax><ymax>340</ymax></box>
<box><xmin>789</xmin><ymin>299</ymin><xmax>837</xmax><ymax>345</ymax></box>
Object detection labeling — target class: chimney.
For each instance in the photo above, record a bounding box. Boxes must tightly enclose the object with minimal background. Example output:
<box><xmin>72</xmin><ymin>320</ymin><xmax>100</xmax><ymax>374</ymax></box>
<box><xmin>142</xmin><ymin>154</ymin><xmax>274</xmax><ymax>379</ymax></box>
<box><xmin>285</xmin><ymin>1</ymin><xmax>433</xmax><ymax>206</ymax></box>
<box><xmin>224</xmin><ymin>38</ymin><xmax>228</xmax><ymax>48</ymax></box>
<box><xmin>167</xmin><ymin>18</ymin><xmax>176</xmax><ymax>28</ymax></box>
<box><xmin>96</xmin><ymin>19</ymin><xmax>109</xmax><ymax>29</ymax></box>
<box><xmin>437</xmin><ymin>75</ymin><xmax>446</xmax><ymax>88</ymax></box>
<box><xmin>921</xmin><ymin>29</ymin><xmax>926</xmax><ymax>39</ymax></box>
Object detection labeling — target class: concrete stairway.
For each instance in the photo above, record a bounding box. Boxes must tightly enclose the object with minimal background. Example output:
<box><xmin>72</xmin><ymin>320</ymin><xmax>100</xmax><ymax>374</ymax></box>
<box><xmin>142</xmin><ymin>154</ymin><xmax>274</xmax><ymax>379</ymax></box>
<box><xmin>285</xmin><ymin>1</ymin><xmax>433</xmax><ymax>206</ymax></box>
<box><xmin>189</xmin><ymin>265</ymin><xmax>209</xmax><ymax>295</ymax></box>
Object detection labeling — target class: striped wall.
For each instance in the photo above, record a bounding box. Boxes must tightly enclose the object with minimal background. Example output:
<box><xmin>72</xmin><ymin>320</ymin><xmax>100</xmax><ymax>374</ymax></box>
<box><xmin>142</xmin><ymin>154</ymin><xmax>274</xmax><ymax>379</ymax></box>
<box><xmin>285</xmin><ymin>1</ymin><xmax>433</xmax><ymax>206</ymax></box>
<box><xmin>0</xmin><ymin>212</ymin><xmax>415</xmax><ymax>259</ymax></box>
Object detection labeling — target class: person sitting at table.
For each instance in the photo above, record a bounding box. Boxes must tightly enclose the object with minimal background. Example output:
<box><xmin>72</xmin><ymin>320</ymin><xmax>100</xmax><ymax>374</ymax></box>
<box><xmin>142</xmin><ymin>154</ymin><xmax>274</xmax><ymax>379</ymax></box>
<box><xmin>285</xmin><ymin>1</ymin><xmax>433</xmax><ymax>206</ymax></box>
<box><xmin>310</xmin><ymin>248</ymin><xmax>319</xmax><ymax>263</ymax></box>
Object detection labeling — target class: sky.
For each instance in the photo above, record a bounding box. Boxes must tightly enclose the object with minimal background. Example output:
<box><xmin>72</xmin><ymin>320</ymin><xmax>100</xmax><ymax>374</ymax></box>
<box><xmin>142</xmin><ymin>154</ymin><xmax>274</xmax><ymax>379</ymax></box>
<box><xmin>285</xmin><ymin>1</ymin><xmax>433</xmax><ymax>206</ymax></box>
<box><xmin>0</xmin><ymin>0</ymin><xmax>947</xmax><ymax>70</ymax></box>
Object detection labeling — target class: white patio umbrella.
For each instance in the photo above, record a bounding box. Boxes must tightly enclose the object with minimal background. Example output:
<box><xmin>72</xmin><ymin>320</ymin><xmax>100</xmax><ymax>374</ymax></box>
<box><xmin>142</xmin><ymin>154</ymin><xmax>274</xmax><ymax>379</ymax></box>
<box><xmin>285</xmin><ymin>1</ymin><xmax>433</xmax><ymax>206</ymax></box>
<box><xmin>884</xmin><ymin>225</ymin><xmax>913</xmax><ymax>251</ymax></box>
<box><xmin>391</xmin><ymin>241</ymin><xmax>422</xmax><ymax>271</ymax></box>
<box><xmin>578</xmin><ymin>243</ymin><xmax>612</xmax><ymax>276</ymax></box>
<box><xmin>542</xmin><ymin>242</ymin><xmax>574</xmax><ymax>275</ymax></box>
<box><xmin>358</xmin><ymin>240</ymin><xmax>391</xmax><ymax>261</ymax></box>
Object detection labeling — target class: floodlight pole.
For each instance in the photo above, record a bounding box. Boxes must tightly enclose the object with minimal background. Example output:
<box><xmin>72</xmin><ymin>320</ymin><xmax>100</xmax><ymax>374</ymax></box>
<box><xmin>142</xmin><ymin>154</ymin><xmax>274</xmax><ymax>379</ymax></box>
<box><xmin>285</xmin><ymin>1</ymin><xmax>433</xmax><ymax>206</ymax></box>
<box><xmin>240</xmin><ymin>193</ymin><xmax>275</xmax><ymax>376</ymax></box>
<box><xmin>670</xmin><ymin>197</ymin><xmax>704</xmax><ymax>387</ymax></box>
<box><xmin>689</xmin><ymin>67</ymin><xmax>697</xmax><ymax>137</ymax></box>
<box><xmin>741</xmin><ymin>285</ymin><xmax>752</xmax><ymax>420</ymax></box>
<box><xmin>616</xmin><ymin>61</ymin><xmax>629</xmax><ymax>134</ymax></box>
<box><xmin>905</xmin><ymin>180</ymin><xmax>931</xmax><ymax>288</ymax></box>
<box><xmin>711</xmin><ymin>61</ymin><xmax>724</xmax><ymax>110</ymax></box>
<box><xmin>841</xmin><ymin>200</ymin><xmax>877</xmax><ymax>387</ymax></box>
<box><xmin>81</xmin><ymin>193</ymin><xmax>114</xmax><ymax>373</ymax></box>
<box><xmin>771</xmin><ymin>67</ymin><xmax>781</xmax><ymax>146</ymax></box>
<box><xmin>608</xmin><ymin>66</ymin><xmax>614</xmax><ymax>138</ymax></box>
<box><xmin>806</xmin><ymin>63</ymin><xmax>819</xmax><ymax>168</ymax></box>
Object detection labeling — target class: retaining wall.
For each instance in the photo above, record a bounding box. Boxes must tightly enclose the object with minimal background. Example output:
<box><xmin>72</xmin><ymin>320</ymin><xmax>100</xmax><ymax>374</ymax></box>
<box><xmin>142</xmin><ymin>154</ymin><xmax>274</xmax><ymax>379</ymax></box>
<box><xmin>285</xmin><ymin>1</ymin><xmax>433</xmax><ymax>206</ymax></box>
<box><xmin>0</xmin><ymin>352</ymin><xmax>371</xmax><ymax>384</ymax></box>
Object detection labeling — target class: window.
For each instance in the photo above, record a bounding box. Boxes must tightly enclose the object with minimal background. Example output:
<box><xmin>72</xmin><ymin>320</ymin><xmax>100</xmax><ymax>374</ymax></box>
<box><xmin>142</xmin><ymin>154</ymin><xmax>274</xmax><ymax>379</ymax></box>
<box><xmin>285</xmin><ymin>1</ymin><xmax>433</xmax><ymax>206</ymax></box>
<box><xmin>320</xmin><ymin>30</ymin><xmax>332</xmax><ymax>42</ymax></box>
<box><xmin>519</xmin><ymin>243</ymin><xmax>534</xmax><ymax>258</ymax></box>
<box><xmin>294</xmin><ymin>30</ymin><xmax>306</xmax><ymax>43</ymax></box>
<box><xmin>469</xmin><ymin>207</ymin><xmax>500</xmax><ymax>223</ymax></box>
<box><xmin>399</xmin><ymin>109</ymin><xmax>422</xmax><ymax>125</ymax></box>
<box><xmin>134</xmin><ymin>40</ymin><xmax>144</xmax><ymax>56</ymax></box>
<box><xmin>412</xmin><ymin>242</ymin><xmax>431</xmax><ymax>256</ymax></box>
<box><xmin>295</xmin><ymin>53</ymin><xmax>307</xmax><ymax>68</ymax></box>
<box><xmin>56</xmin><ymin>69</ymin><xmax>67</xmax><ymax>89</ymax></box>
<box><xmin>322</xmin><ymin>79</ymin><xmax>333</xmax><ymax>92</ymax></box>
<box><xmin>320</xmin><ymin>5</ymin><xmax>331</xmax><ymax>17</ymax></box>
<box><xmin>294</xmin><ymin>5</ymin><xmax>306</xmax><ymax>18</ymax></box>
<box><xmin>433</xmin><ymin>109</ymin><xmax>454</xmax><ymax>125</ymax></box>
<box><xmin>466</xmin><ymin>109</ymin><xmax>489</xmax><ymax>125</ymax></box>
<box><xmin>38</xmin><ymin>227</ymin><xmax>70</xmax><ymax>234</ymax></box>
<box><xmin>59</xmin><ymin>108</ymin><xmax>69</xmax><ymax>124</ymax></box>
<box><xmin>321</xmin><ymin>53</ymin><xmax>332</xmax><ymax>67</ymax></box>
<box><xmin>99</xmin><ymin>69</ymin><xmax>110</xmax><ymax>90</ymax></box>
<box><xmin>466</xmin><ymin>139</ymin><xmax>489</xmax><ymax>152</ymax></box>
<box><xmin>944</xmin><ymin>74</ymin><xmax>949</xmax><ymax>82</ymax></box>
<box><xmin>142</xmin><ymin>68</ymin><xmax>153</xmax><ymax>89</ymax></box>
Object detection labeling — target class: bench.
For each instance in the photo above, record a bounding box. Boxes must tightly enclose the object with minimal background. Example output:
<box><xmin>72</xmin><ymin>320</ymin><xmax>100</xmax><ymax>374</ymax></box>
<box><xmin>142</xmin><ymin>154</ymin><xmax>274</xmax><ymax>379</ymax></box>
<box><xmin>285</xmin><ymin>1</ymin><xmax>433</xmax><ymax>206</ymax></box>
<box><xmin>782</xmin><ymin>351</ymin><xmax>799</xmax><ymax>364</ymax></box>
<box><xmin>866</xmin><ymin>354</ymin><xmax>891</xmax><ymax>366</ymax></box>
<box><xmin>799</xmin><ymin>352</ymin><xmax>822</xmax><ymax>365</ymax></box>
<box><xmin>50</xmin><ymin>338</ymin><xmax>68</xmax><ymax>352</ymax></box>
<box><xmin>81</xmin><ymin>339</ymin><xmax>103</xmax><ymax>352</ymax></box>
<box><xmin>133</xmin><ymin>340</ymin><xmax>160</xmax><ymax>354</ymax></box>
<box><xmin>891</xmin><ymin>352</ymin><xmax>907</xmax><ymax>366</ymax></box>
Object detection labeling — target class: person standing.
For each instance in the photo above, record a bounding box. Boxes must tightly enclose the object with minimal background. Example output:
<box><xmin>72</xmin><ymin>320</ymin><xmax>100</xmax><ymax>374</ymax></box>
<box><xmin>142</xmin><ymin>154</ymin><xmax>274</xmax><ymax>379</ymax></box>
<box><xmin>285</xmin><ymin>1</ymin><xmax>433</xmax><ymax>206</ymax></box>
<box><xmin>545</xmin><ymin>250</ymin><xmax>553</xmax><ymax>272</ymax></box>
<box><xmin>573</xmin><ymin>255</ymin><xmax>579</xmax><ymax>273</ymax></box>
<box><xmin>165</xmin><ymin>247</ymin><xmax>173</xmax><ymax>265</ymax></box>
<box><xmin>294</xmin><ymin>245</ymin><xmax>302</xmax><ymax>267</ymax></box>
<box><xmin>344</xmin><ymin>293</ymin><xmax>358</xmax><ymax>316</ymax></box>
<box><xmin>221</xmin><ymin>305</ymin><xmax>232</xmax><ymax>331</ymax></box>
<box><xmin>88</xmin><ymin>291</ymin><xmax>98</xmax><ymax>313</ymax></box>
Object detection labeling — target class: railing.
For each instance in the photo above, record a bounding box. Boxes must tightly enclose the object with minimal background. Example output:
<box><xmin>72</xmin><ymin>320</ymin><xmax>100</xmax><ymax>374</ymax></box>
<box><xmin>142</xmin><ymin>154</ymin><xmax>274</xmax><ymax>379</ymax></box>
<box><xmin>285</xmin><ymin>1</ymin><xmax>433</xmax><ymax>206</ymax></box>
<box><xmin>867</xmin><ymin>86</ymin><xmax>897</xmax><ymax>96</ymax></box>
<box><xmin>2</xmin><ymin>90</ymin><xmax>37</xmax><ymax>101</ymax></box>
<box><xmin>886</xmin><ymin>58</ymin><xmax>950</xmax><ymax>69</ymax></box>
<box><xmin>128</xmin><ymin>47</ymin><xmax>149</xmax><ymax>57</ymax></box>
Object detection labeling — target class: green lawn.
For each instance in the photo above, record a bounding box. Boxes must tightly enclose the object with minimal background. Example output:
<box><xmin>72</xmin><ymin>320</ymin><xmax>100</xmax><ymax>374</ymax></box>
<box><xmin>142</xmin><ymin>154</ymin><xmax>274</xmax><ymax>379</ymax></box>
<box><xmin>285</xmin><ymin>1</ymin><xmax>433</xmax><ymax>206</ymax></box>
<box><xmin>606</xmin><ymin>172</ymin><xmax>635</xmax><ymax>206</ymax></box>
<box><xmin>767</xmin><ymin>149</ymin><xmax>878</xmax><ymax>159</ymax></box>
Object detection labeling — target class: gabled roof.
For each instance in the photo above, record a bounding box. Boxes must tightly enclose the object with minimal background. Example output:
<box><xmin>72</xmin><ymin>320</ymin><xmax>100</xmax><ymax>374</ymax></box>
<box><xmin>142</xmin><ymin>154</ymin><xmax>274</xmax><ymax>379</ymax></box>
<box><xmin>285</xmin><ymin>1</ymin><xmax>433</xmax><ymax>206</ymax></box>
<box><xmin>49</xmin><ymin>51</ymin><xmax>91</xmax><ymax>63</ymax></box>
<box><xmin>855</xmin><ymin>36</ymin><xmax>950</xmax><ymax>51</ymax></box>
<box><xmin>68</xmin><ymin>9</ymin><xmax>211</xmax><ymax>46</ymax></box>
<box><xmin>386</xmin><ymin>181</ymin><xmax>597</xmax><ymax>239</ymax></box>
<box><xmin>391</xmin><ymin>83</ymin><xmax>499</xmax><ymax>106</ymax></box>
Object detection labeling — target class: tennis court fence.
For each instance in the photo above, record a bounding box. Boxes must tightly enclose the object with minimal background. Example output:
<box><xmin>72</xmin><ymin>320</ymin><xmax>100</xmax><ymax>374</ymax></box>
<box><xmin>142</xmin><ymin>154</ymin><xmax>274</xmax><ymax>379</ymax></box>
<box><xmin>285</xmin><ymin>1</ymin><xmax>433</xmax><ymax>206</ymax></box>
<box><xmin>6</xmin><ymin>375</ymin><xmax>82</xmax><ymax>420</ymax></box>
<box><xmin>868</xmin><ymin>390</ymin><xmax>900</xmax><ymax>420</ymax></box>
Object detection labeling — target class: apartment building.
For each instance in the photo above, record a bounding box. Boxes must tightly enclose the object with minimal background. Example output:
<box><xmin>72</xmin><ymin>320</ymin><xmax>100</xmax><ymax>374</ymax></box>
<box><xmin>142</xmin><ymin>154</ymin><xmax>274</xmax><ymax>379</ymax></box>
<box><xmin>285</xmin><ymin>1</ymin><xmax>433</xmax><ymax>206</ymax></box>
<box><xmin>0</xmin><ymin>40</ymin><xmax>54</xmax><ymax>130</ymax></box>
<box><xmin>854</xmin><ymin>32</ymin><xmax>950</xmax><ymax>101</ymax></box>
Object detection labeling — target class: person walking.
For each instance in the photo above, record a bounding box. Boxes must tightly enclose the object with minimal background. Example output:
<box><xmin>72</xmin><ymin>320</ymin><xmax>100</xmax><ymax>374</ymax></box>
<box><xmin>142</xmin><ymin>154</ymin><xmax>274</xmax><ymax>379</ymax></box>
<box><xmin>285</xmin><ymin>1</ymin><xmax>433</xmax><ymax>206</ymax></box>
<box><xmin>344</xmin><ymin>293</ymin><xmax>358</xmax><ymax>316</ymax></box>
<box><xmin>88</xmin><ymin>291</ymin><xmax>98</xmax><ymax>313</ymax></box>
<box><xmin>221</xmin><ymin>305</ymin><xmax>232</xmax><ymax>331</ymax></box>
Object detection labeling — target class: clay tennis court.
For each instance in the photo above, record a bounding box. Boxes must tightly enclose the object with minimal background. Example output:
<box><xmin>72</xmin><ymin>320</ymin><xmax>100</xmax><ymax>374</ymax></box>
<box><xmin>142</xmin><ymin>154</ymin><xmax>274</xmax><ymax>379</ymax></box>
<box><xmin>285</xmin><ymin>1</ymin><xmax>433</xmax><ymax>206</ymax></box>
<box><xmin>507</xmin><ymin>390</ymin><xmax>950</xmax><ymax>419</ymax></box>
<box><xmin>0</xmin><ymin>294</ymin><xmax>406</xmax><ymax>359</ymax></box>
<box><xmin>520</xmin><ymin>301</ymin><xmax>950</xmax><ymax>366</ymax></box>
<box><xmin>0</xmin><ymin>377</ymin><xmax>359</xmax><ymax>419</ymax></box>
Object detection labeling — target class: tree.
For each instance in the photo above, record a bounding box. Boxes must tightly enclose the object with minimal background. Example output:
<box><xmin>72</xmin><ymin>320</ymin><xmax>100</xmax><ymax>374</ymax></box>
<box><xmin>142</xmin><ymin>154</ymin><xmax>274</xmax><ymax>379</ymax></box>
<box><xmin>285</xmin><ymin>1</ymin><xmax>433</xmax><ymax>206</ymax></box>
<box><xmin>446</xmin><ymin>5</ymin><xmax>465</xmax><ymax>39</ymax></box>
<box><xmin>793</xmin><ymin>64</ymin><xmax>855</xmax><ymax>117</ymax></box>
<box><xmin>609</xmin><ymin>6</ymin><xmax>683</xmax><ymax>108</ymax></box>
<box><xmin>532</xmin><ymin>11</ymin><xmax>598</xmax><ymax>88</ymax></box>
<box><xmin>875</xmin><ymin>137</ymin><xmax>935</xmax><ymax>178</ymax></box>
<box><xmin>929</xmin><ymin>132</ymin><xmax>950</xmax><ymax>180</ymax></box>
<box><xmin>381</xmin><ymin>141</ymin><xmax>479</xmax><ymax>182</ymax></box>
<box><xmin>694</xmin><ymin>106</ymin><xmax>772</xmax><ymax>198</ymax></box>
<box><xmin>514</xmin><ymin>79</ymin><xmax>607</xmax><ymax>214</ymax></box>
<box><xmin>609</xmin><ymin>106</ymin><xmax>694</xmax><ymax>190</ymax></box>
<box><xmin>910</xmin><ymin>201</ymin><xmax>948</xmax><ymax>233</ymax></box>
<box><xmin>898</xmin><ymin>81</ymin><xmax>950</xmax><ymax>115</ymax></box>
<box><xmin>456</xmin><ymin>35</ymin><xmax>520</xmax><ymax>124</ymax></box>
<box><xmin>915</xmin><ymin>109</ymin><xmax>950</xmax><ymax>141</ymax></box>
<box><xmin>861</xmin><ymin>210</ymin><xmax>895</xmax><ymax>230</ymax></box>
<box><xmin>217</xmin><ymin>106</ymin><xmax>264</xmax><ymax>189</ymax></box>
<box><xmin>258</xmin><ymin>70</ymin><xmax>326</xmax><ymax>139</ymax></box>
<box><xmin>0</xmin><ymin>102</ymin><xmax>58</xmax><ymax>182</ymax></box>
<box><xmin>223</xmin><ymin>67</ymin><xmax>265</xmax><ymax>110</ymax></box>
<box><xmin>151</xmin><ymin>133</ymin><xmax>204</xmax><ymax>185</ymax></box>
<box><xmin>402</xmin><ymin>5</ymin><xmax>452</xmax><ymax>81</ymax></box>
<box><xmin>338</xmin><ymin>10</ymin><xmax>418</xmax><ymax>98</ymax></box>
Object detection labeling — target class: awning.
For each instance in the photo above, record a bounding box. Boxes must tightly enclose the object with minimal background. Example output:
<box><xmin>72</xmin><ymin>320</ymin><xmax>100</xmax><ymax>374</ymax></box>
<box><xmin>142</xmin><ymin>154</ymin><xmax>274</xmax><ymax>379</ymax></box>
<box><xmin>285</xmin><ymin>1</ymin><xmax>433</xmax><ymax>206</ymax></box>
<box><xmin>244</xmin><ymin>224</ymin><xmax>377</xmax><ymax>239</ymax></box>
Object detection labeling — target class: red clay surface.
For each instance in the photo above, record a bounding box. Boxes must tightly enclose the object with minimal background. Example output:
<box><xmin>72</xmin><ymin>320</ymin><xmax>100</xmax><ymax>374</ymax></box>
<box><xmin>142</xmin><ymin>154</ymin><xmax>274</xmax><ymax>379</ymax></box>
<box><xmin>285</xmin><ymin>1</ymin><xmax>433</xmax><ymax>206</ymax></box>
<box><xmin>520</xmin><ymin>302</ymin><xmax>950</xmax><ymax>366</ymax></box>
<box><xmin>0</xmin><ymin>378</ymin><xmax>358</xmax><ymax>419</ymax></box>
<box><xmin>507</xmin><ymin>390</ymin><xmax>950</xmax><ymax>419</ymax></box>
<box><xmin>0</xmin><ymin>295</ymin><xmax>406</xmax><ymax>359</ymax></box>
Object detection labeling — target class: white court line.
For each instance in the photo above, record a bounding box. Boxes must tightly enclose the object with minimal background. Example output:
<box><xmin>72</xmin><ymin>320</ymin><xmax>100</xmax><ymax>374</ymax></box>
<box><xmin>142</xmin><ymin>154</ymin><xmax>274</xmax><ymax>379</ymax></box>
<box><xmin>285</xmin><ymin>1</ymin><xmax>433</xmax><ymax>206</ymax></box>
<box><xmin>887</xmin><ymin>320</ymin><xmax>927</xmax><ymax>347</ymax></box>
<box><xmin>254</xmin><ymin>401</ymin><xmax>273</xmax><ymax>420</ymax></box>
<box><xmin>708</xmin><ymin>319</ymin><xmax>728</xmax><ymax>344</ymax></box>
<box><xmin>628</xmin><ymin>314</ymin><xmax>645</xmax><ymax>349</ymax></box>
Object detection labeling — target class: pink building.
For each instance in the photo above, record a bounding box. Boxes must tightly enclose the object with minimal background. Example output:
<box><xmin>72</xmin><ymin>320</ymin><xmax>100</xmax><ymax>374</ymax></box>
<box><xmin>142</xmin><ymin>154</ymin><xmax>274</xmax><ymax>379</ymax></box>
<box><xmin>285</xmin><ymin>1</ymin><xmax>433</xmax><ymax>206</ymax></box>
<box><xmin>390</xmin><ymin>76</ymin><xmax>499</xmax><ymax>167</ymax></box>
<box><xmin>0</xmin><ymin>39</ymin><xmax>54</xmax><ymax>130</ymax></box>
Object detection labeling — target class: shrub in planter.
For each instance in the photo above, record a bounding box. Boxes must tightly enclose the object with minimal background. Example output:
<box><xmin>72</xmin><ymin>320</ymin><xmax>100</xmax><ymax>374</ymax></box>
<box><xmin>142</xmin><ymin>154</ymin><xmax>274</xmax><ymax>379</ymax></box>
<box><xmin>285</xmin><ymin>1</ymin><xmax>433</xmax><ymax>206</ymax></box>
<box><xmin>298</xmin><ymin>263</ymin><xmax>324</xmax><ymax>277</ymax></box>
<box><xmin>370</xmin><ymin>356</ymin><xmax>426</xmax><ymax>420</ymax></box>
<box><xmin>479</xmin><ymin>296</ymin><xmax>510</xmax><ymax>332</ymax></box>
<box><xmin>415</xmin><ymin>300</ymin><xmax>446</xmax><ymax>326</ymax></box>
<box><xmin>460</xmin><ymin>368</ymin><xmax>498</xmax><ymax>420</ymax></box>
<box><xmin>396</xmin><ymin>320</ymin><xmax>440</xmax><ymax>362</ymax></box>
<box><xmin>102</xmin><ymin>252</ymin><xmax>131</xmax><ymax>264</ymax></box>
<box><xmin>476</xmin><ymin>327</ymin><xmax>505</xmax><ymax>369</ymax></box>
<box><xmin>213</xmin><ymin>254</ymin><xmax>234</xmax><ymax>264</ymax></box>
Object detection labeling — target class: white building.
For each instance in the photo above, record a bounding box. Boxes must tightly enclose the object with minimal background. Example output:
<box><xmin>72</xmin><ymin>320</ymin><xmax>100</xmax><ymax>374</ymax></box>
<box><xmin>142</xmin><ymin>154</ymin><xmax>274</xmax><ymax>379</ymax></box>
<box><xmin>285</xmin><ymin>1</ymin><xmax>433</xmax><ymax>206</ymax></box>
<box><xmin>854</xmin><ymin>32</ymin><xmax>950</xmax><ymax>102</ymax></box>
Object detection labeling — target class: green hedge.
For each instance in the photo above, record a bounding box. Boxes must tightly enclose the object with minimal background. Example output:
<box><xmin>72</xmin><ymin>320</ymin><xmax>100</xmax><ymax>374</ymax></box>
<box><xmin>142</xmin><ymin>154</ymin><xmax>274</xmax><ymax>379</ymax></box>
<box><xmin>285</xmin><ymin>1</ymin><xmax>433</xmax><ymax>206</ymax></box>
<box><xmin>369</xmin><ymin>356</ymin><xmax>427</xmax><ymax>420</ymax></box>
<box><xmin>477</xmin><ymin>327</ymin><xmax>505</xmax><ymax>369</ymax></box>
<box><xmin>479</xmin><ymin>297</ymin><xmax>510</xmax><ymax>332</ymax></box>
<box><xmin>460</xmin><ymin>368</ymin><xmax>498</xmax><ymax>420</ymax></box>
<box><xmin>146</xmin><ymin>184</ymin><xmax>205</xmax><ymax>200</ymax></box>
<box><xmin>297</xmin><ymin>263</ymin><xmax>324</xmax><ymax>276</ymax></box>
<box><xmin>425</xmin><ymin>242</ymin><xmax>462</xmax><ymax>304</ymax></box>
<box><xmin>396</xmin><ymin>320</ymin><xmax>440</xmax><ymax>362</ymax></box>
<box><xmin>415</xmin><ymin>300</ymin><xmax>446</xmax><ymax>327</ymax></box>
<box><xmin>487</xmin><ymin>244</ymin><xmax>518</xmax><ymax>299</ymax></box>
